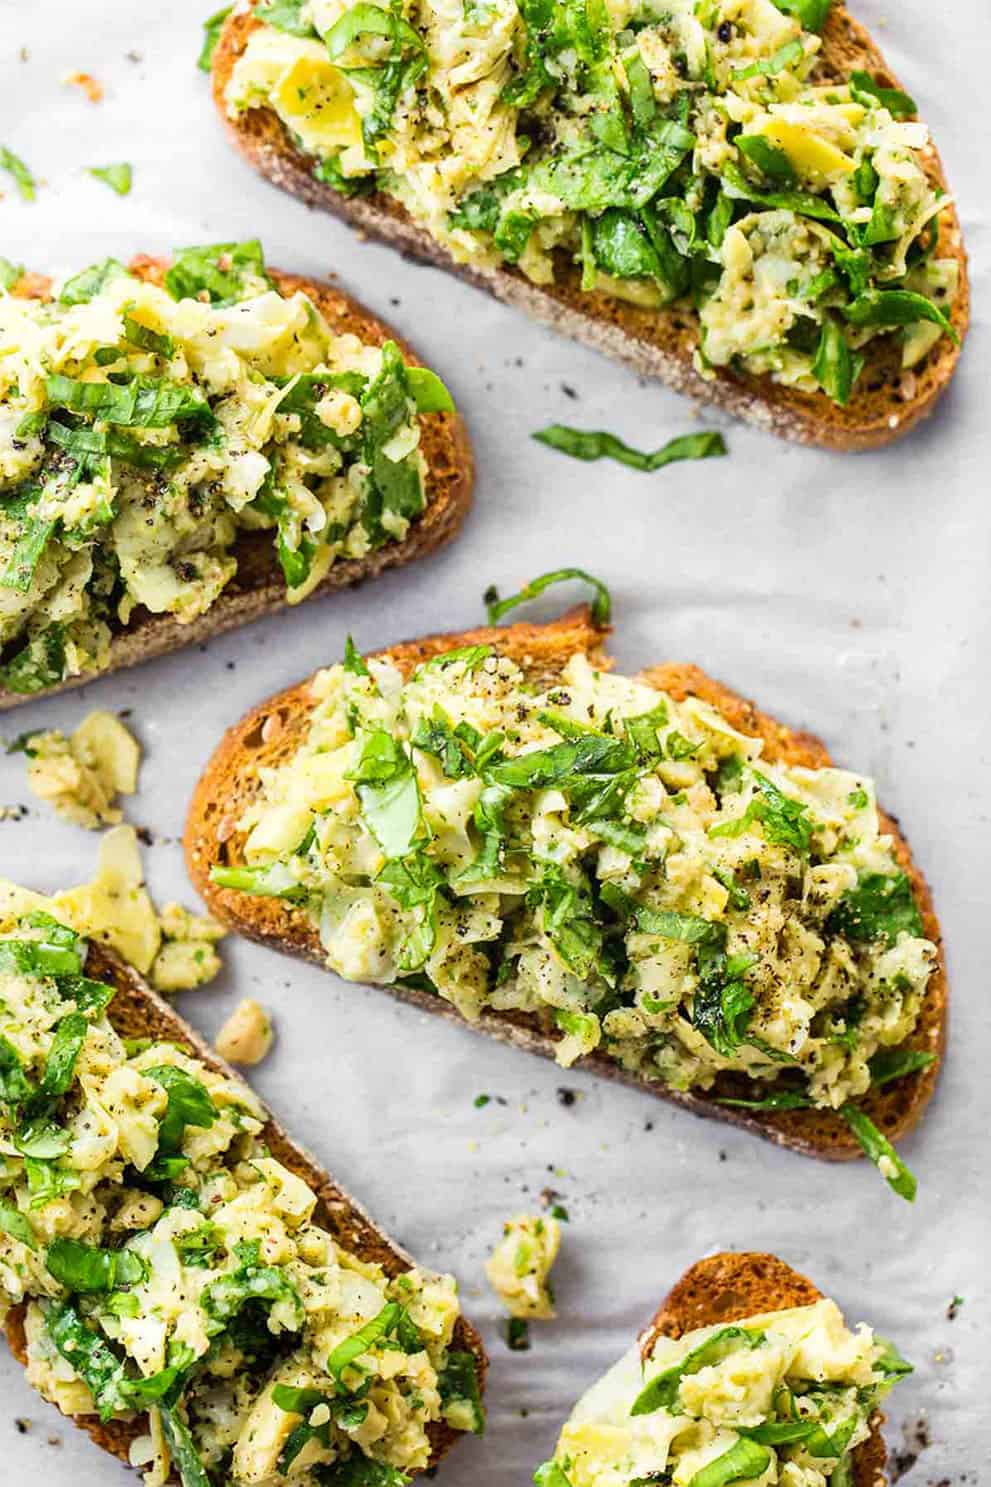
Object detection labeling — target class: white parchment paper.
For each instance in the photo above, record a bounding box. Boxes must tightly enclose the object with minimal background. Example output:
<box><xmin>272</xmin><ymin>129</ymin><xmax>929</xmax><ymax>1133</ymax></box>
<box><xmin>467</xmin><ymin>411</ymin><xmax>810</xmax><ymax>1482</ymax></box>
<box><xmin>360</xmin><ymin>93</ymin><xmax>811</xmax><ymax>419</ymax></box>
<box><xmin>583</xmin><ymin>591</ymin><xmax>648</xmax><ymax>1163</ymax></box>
<box><xmin>0</xmin><ymin>2</ymin><xmax>987</xmax><ymax>1482</ymax></box>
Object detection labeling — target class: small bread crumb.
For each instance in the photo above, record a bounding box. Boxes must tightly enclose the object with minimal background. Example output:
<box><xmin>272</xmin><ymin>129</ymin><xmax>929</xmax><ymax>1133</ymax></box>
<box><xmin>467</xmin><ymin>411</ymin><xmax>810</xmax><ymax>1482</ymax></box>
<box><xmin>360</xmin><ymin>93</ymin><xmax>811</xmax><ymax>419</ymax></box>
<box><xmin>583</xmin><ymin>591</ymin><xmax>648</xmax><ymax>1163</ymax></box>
<box><xmin>215</xmin><ymin>998</ymin><xmax>274</xmax><ymax>1066</ymax></box>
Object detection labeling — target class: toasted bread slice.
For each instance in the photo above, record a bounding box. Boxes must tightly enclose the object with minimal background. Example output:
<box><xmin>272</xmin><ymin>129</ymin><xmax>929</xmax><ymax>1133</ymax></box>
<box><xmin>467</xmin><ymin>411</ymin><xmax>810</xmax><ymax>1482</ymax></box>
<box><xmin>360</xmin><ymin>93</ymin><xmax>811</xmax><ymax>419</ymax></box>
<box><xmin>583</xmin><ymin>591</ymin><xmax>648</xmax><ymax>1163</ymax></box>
<box><xmin>0</xmin><ymin>257</ymin><xmax>473</xmax><ymax>710</ymax></box>
<box><xmin>184</xmin><ymin>607</ymin><xmax>946</xmax><ymax>1163</ymax></box>
<box><xmin>3</xmin><ymin>941</ymin><xmax>485</xmax><ymax>1477</ymax></box>
<box><xmin>212</xmin><ymin>3</ymin><xmax>968</xmax><ymax>450</ymax></box>
<box><xmin>638</xmin><ymin>1252</ymin><xmax>889</xmax><ymax>1487</ymax></box>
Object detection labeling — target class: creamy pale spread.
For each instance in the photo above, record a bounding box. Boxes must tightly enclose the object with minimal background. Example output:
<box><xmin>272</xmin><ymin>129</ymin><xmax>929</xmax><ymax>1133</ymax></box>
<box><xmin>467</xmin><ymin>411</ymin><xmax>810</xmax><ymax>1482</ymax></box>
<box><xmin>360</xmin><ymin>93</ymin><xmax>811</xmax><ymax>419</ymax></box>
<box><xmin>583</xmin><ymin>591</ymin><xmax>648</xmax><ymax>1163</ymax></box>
<box><xmin>0</xmin><ymin>244</ymin><xmax>450</xmax><ymax>693</ymax></box>
<box><xmin>227</xmin><ymin>0</ymin><xmax>958</xmax><ymax>402</ymax></box>
<box><xmin>0</xmin><ymin>908</ymin><xmax>482</xmax><ymax>1486</ymax></box>
<box><xmin>535</xmin><ymin>1297</ymin><xmax>910</xmax><ymax>1487</ymax></box>
<box><xmin>215</xmin><ymin>642</ymin><xmax>935</xmax><ymax>1174</ymax></box>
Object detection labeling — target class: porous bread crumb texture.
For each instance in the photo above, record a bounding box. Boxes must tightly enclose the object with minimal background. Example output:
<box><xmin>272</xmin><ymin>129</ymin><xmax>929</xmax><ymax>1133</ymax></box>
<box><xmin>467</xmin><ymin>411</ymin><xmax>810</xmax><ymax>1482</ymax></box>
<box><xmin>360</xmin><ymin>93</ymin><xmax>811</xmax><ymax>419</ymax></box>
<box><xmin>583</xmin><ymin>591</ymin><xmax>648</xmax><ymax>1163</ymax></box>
<box><xmin>3</xmin><ymin>944</ymin><xmax>486</xmax><ymax>1478</ymax></box>
<box><xmin>184</xmin><ymin>607</ymin><xmax>946</xmax><ymax>1164</ymax></box>
<box><xmin>641</xmin><ymin>1252</ymin><xmax>890</xmax><ymax>1487</ymax></box>
<box><xmin>0</xmin><ymin>261</ymin><xmax>473</xmax><ymax>710</ymax></box>
<box><xmin>212</xmin><ymin>0</ymin><xmax>969</xmax><ymax>451</ymax></box>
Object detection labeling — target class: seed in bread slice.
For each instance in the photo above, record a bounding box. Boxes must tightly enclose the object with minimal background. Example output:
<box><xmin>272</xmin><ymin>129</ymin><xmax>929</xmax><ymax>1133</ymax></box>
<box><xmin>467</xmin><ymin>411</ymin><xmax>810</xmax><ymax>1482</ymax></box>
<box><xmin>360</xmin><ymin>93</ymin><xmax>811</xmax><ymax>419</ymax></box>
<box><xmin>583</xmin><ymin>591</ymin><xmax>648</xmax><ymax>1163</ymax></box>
<box><xmin>211</xmin><ymin>2</ymin><xmax>968</xmax><ymax>451</ymax></box>
<box><xmin>638</xmin><ymin>1252</ymin><xmax>890</xmax><ymax>1487</ymax></box>
<box><xmin>0</xmin><ymin>258</ymin><xmax>473</xmax><ymax>710</ymax></box>
<box><xmin>2</xmin><ymin>942</ymin><xmax>486</xmax><ymax>1478</ymax></box>
<box><xmin>184</xmin><ymin>607</ymin><xmax>946</xmax><ymax>1165</ymax></box>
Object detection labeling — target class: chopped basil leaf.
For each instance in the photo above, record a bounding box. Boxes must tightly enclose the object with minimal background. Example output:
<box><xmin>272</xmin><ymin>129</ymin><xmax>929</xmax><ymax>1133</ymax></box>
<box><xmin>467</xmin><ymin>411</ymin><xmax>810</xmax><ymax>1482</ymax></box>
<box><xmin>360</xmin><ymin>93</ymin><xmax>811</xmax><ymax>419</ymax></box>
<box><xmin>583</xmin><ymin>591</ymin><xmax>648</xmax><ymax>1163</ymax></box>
<box><xmin>533</xmin><ymin>425</ymin><xmax>727</xmax><ymax>472</ymax></box>
<box><xmin>873</xmin><ymin>1336</ymin><xmax>913</xmax><ymax>1378</ymax></box>
<box><xmin>145</xmin><ymin>1064</ymin><xmax>217</xmax><ymax>1172</ymax></box>
<box><xmin>437</xmin><ymin>1350</ymin><xmax>486</xmax><ymax>1433</ymax></box>
<box><xmin>348</xmin><ymin>730</ymin><xmax>423</xmax><ymax>859</ymax></box>
<box><xmin>0</xmin><ymin>145</ymin><xmax>36</xmax><ymax>202</ymax></box>
<box><xmin>812</xmin><ymin>319</ymin><xmax>864</xmax><ymax>406</ymax></box>
<box><xmin>88</xmin><ymin>162</ymin><xmax>132</xmax><ymax>196</ymax></box>
<box><xmin>46</xmin><ymin>1299</ymin><xmax>130</xmax><ymax>1420</ymax></box>
<box><xmin>0</xmin><ymin>258</ymin><xmax>23</xmax><ymax>290</ymax></box>
<box><xmin>198</xmin><ymin>4</ymin><xmax>234</xmax><ymax>69</ymax></box>
<box><xmin>737</xmin><ymin>135</ymin><xmax>796</xmax><ymax>185</ymax></box>
<box><xmin>0</xmin><ymin>1200</ymin><xmax>37</xmax><ymax>1249</ymax></box>
<box><xmin>254</xmin><ymin>0</ymin><xmax>318</xmax><ymax>36</ymax></box>
<box><xmin>533</xmin><ymin>1464</ymin><xmax>572</xmax><ymax>1487</ymax></box>
<box><xmin>849</xmin><ymin>70</ymin><xmax>916</xmax><ymax>119</ymax></box>
<box><xmin>159</xmin><ymin>1402</ymin><xmax>213</xmax><ymax>1487</ymax></box>
<box><xmin>163</xmin><ymin>240</ymin><xmax>270</xmax><ymax>304</ymax></box>
<box><xmin>631</xmin><ymin>1326</ymin><xmax>765</xmax><ymax>1415</ymax></box>
<box><xmin>827</xmin><ymin>871</ymin><xmax>923</xmax><ymax>945</ymax></box>
<box><xmin>687</xmin><ymin>1438</ymin><xmax>773</xmax><ymax>1487</ymax></box>
<box><xmin>840</xmin><ymin>1104</ymin><xmax>916</xmax><ymax>1201</ymax></box>
<box><xmin>845</xmin><ymin>288</ymin><xmax>958</xmax><ymax>343</ymax></box>
<box><xmin>46</xmin><ymin>1237</ymin><xmax>146</xmax><ymax>1293</ymax></box>
<box><xmin>769</xmin><ymin>0</ymin><xmax>830</xmax><ymax>29</ymax></box>
<box><xmin>506</xmin><ymin>1316</ymin><xmax>530</xmax><ymax>1351</ymax></box>
<box><xmin>210</xmin><ymin>859</ymin><xmax>309</xmax><ymax>900</ymax></box>
<box><xmin>327</xmin><ymin>1300</ymin><xmax>402</xmax><ymax>1378</ymax></box>
<box><xmin>732</xmin><ymin>39</ymin><xmax>805</xmax><ymax>81</ymax></box>
<box><xmin>484</xmin><ymin>568</ymin><xmax>611</xmax><ymax>625</ymax></box>
<box><xmin>58</xmin><ymin>258</ymin><xmax>128</xmax><ymax>306</ymax></box>
<box><xmin>405</xmin><ymin>365</ymin><xmax>455</xmax><ymax>413</ymax></box>
<box><xmin>867</xmin><ymin>1047</ymin><xmax>935</xmax><ymax>1087</ymax></box>
<box><xmin>202</xmin><ymin>1239</ymin><xmax>302</xmax><ymax>1333</ymax></box>
<box><xmin>716</xmin><ymin>1090</ymin><xmax>813</xmax><ymax>1111</ymax></box>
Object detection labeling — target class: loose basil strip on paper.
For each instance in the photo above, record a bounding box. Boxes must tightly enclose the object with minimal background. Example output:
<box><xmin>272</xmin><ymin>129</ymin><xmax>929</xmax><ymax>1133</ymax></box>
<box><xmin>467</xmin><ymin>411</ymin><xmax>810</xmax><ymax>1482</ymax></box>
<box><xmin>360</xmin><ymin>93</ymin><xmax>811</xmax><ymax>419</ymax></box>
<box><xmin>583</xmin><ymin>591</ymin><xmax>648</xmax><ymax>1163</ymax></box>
<box><xmin>484</xmin><ymin>568</ymin><xmax>612</xmax><ymax>625</ymax></box>
<box><xmin>533</xmin><ymin>425</ymin><xmax>727</xmax><ymax>471</ymax></box>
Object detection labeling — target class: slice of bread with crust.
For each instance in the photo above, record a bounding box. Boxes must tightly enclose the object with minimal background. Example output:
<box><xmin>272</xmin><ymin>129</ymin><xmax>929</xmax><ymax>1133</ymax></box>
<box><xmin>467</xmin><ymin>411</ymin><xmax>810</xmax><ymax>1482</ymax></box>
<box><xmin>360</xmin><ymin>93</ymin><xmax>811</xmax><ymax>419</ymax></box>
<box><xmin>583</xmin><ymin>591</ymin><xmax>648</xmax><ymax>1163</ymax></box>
<box><xmin>0</xmin><ymin>258</ymin><xmax>473</xmax><ymax>710</ymax></box>
<box><xmin>212</xmin><ymin>2</ymin><xmax>968</xmax><ymax>450</ymax></box>
<box><xmin>638</xmin><ymin>1252</ymin><xmax>889</xmax><ymax>1487</ymax></box>
<box><xmin>3</xmin><ymin>941</ymin><xmax>486</xmax><ymax>1478</ymax></box>
<box><xmin>184</xmin><ymin>607</ymin><xmax>946</xmax><ymax>1163</ymax></box>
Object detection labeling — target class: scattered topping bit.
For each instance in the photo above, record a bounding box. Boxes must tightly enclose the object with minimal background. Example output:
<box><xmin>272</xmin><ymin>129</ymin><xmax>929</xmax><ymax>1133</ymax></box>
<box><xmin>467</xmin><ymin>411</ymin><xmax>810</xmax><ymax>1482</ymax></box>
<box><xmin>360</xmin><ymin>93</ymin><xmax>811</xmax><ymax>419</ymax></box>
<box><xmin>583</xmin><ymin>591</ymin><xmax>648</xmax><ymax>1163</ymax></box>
<box><xmin>486</xmin><ymin>1213</ymin><xmax>561</xmax><ymax>1321</ymax></box>
<box><xmin>506</xmin><ymin>1317</ymin><xmax>530</xmax><ymax>1351</ymax></box>
<box><xmin>198</xmin><ymin>5</ymin><xmax>233</xmax><ymax>72</ymax></box>
<box><xmin>0</xmin><ymin>824</ymin><xmax>224</xmax><ymax>991</ymax></box>
<box><xmin>0</xmin><ymin>145</ymin><xmax>36</xmax><ymax>202</ymax></box>
<box><xmin>13</xmin><ymin>710</ymin><xmax>139</xmax><ymax>829</ymax></box>
<box><xmin>0</xmin><ymin>258</ymin><xmax>23</xmax><ymax>291</ymax></box>
<box><xmin>215</xmin><ymin>997</ymin><xmax>274</xmax><ymax>1065</ymax></box>
<box><xmin>88</xmin><ymin>162</ymin><xmax>132</xmax><ymax>196</ymax></box>
<box><xmin>62</xmin><ymin>71</ymin><xmax>104</xmax><ymax>102</ymax></box>
<box><xmin>151</xmin><ymin>902</ymin><xmax>226</xmax><ymax>993</ymax></box>
<box><xmin>946</xmin><ymin>1294</ymin><xmax>964</xmax><ymax>1321</ymax></box>
<box><xmin>533</xmin><ymin>426</ymin><xmax>727</xmax><ymax>472</ymax></box>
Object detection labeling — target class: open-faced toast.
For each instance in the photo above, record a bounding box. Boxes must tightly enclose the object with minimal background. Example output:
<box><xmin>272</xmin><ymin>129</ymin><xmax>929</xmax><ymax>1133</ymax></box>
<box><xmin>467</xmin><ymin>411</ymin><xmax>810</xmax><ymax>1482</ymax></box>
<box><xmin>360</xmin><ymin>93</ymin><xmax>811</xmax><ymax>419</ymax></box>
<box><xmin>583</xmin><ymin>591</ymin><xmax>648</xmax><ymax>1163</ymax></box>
<box><xmin>635</xmin><ymin>1252</ymin><xmax>889</xmax><ymax>1487</ymax></box>
<box><xmin>212</xmin><ymin>2</ymin><xmax>968</xmax><ymax>450</ymax></box>
<box><xmin>185</xmin><ymin>607</ymin><xmax>946</xmax><ymax>1164</ymax></box>
<box><xmin>3</xmin><ymin>940</ymin><xmax>486</xmax><ymax>1478</ymax></box>
<box><xmin>0</xmin><ymin>257</ymin><xmax>472</xmax><ymax>709</ymax></box>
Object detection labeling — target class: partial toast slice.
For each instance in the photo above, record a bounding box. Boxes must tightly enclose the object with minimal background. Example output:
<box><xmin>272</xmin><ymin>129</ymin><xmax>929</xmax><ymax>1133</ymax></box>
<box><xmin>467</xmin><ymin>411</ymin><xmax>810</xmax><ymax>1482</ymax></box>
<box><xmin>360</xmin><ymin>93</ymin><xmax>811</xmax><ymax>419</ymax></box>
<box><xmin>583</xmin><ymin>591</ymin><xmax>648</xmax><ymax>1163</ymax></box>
<box><xmin>3</xmin><ymin>941</ymin><xmax>486</xmax><ymax>1477</ymax></box>
<box><xmin>0</xmin><ymin>258</ymin><xmax>473</xmax><ymax>710</ymax></box>
<box><xmin>638</xmin><ymin>1252</ymin><xmax>889</xmax><ymax>1487</ymax></box>
<box><xmin>184</xmin><ymin>607</ymin><xmax>946</xmax><ymax>1162</ymax></box>
<box><xmin>212</xmin><ymin>2</ymin><xmax>968</xmax><ymax>450</ymax></box>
